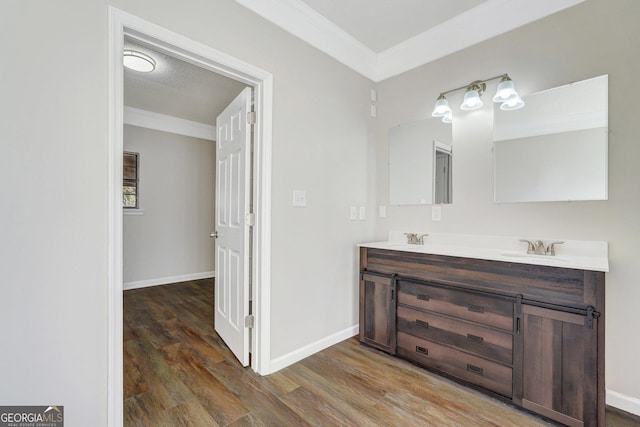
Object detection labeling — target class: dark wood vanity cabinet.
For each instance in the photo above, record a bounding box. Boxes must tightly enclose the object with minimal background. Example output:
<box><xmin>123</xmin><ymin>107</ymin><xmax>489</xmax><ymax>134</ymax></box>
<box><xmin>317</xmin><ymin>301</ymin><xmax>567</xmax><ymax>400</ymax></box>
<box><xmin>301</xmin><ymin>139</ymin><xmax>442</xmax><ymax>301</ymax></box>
<box><xmin>518</xmin><ymin>305</ymin><xmax>600</xmax><ymax>427</ymax></box>
<box><xmin>359</xmin><ymin>247</ymin><xmax>605</xmax><ymax>427</ymax></box>
<box><xmin>396</xmin><ymin>281</ymin><xmax>515</xmax><ymax>398</ymax></box>
<box><xmin>359</xmin><ymin>271</ymin><xmax>396</xmax><ymax>354</ymax></box>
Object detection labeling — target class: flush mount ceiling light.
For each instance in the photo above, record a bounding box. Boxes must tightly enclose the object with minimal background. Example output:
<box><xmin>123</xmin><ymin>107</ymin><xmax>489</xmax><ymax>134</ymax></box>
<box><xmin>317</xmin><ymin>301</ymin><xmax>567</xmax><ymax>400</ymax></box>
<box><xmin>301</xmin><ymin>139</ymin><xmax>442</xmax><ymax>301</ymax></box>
<box><xmin>431</xmin><ymin>74</ymin><xmax>524</xmax><ymax>123</ymax></box>
<box><xmin>123</xmin><ymin>49</ymin><xmax>156</xmax><ymax>72</ymax></box>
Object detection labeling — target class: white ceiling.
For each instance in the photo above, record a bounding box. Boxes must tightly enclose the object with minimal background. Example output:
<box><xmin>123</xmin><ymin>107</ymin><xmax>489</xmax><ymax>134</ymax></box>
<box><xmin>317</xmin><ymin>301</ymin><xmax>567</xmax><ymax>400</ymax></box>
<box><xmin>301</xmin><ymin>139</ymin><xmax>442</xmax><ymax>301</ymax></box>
<box><xmin>234</xmin><ymin>0</ymin><xmax>586</xmax><ymax>81</ymax></box>
<box><xmin>297</xmin><ymin>0</ymin><xmax>487</xmax><ymax>53</ymax></box>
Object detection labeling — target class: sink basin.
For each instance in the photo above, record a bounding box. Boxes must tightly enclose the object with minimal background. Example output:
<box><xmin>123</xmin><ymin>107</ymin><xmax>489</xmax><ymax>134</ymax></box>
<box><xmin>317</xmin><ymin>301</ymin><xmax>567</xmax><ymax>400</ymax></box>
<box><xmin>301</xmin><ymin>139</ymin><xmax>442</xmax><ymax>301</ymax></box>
<box><xmin>501</xmin><ymin>253</ymin><xmax>568</xmax><ymax>262</ymax></box>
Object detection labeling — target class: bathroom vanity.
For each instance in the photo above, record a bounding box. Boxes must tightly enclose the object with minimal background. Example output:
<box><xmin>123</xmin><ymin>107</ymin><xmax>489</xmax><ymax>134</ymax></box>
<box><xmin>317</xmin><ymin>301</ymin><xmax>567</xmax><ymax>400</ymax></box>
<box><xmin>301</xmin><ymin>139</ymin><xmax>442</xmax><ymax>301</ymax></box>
<box><xmin>359</xmin><ymin>235</ymin><xmax>608</xmax><ymax>427</ymax></box>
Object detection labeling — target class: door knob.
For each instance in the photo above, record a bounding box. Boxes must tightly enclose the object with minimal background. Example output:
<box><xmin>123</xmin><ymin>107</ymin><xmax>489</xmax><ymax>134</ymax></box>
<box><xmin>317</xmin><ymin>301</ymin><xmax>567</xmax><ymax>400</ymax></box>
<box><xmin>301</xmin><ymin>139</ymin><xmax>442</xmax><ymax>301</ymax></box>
<box><xmin>209</xmin><ymin>231</ymin><xmax>218</xmax><ymax>238</ymax></box>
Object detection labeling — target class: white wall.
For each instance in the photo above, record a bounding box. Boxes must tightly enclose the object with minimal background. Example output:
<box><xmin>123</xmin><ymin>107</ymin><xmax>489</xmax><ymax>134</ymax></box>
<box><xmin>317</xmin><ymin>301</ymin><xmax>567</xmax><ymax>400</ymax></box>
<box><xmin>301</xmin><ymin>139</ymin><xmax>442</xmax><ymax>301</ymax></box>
<box><xmin>0</xmin><ymin>0</ymin><xmax>373</xmax><ymax>424</ymax></box>
<box><xmin>8</xmin><ymin>0</ymin><xmax>634</xmax><ymax>423</ymax></box>
<box><xmin>374</xmin><ymin>0</ymin><xmax>640</xmax><ymax>413</ymax></box>
<box><xmin>123</xmin><ymin>125</ymin><xmax>215</xmax><ymax>288</ymax></box>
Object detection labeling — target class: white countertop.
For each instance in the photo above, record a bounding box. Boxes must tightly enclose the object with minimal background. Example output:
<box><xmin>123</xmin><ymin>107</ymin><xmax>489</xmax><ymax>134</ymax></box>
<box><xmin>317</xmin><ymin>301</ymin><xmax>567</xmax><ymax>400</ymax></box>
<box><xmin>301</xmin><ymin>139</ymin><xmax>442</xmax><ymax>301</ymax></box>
<box><xmin>359</xmin><ymin>232</ymin><xmax>609</xmax><ymax>272</ymax></box>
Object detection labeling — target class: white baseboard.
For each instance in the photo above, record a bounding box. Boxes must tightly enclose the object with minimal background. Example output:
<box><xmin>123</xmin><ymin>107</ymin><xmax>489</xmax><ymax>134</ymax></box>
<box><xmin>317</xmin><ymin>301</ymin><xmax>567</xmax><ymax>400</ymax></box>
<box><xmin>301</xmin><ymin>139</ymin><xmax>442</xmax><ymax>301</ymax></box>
<box><xmin>124</xmin><ymin>271</ymin><xmax>215</xmax><ymax>290</ymax></box>
<box><xmin>607</xmin><ymin>389</ymin><xmax>640</xmax><ymax>416</ymax></box>
<box><xmin>269</xmin><ymin>324</ymin><xmax>359</xmax><ymax>374</ymax></box>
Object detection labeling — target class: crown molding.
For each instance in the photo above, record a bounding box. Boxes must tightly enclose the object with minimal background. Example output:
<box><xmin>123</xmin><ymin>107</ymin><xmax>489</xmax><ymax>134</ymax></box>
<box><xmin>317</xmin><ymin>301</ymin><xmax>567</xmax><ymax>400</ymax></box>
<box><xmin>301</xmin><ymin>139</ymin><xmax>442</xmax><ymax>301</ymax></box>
<box><xmin>234</xmin><ymin>0</ymin><xmax>377</xmax><ymax>80</ymax></box>
<box><xmin>376</xmin><ymin>0</ymin><xmax>586</xmax><ymax>81</ymax></box>
<box><xmin>124</xmin><ymin>106</ymin><xmax>216</xmax><ymax>141</ymax></box>
<box><xmin>234</xmin><ymin>0</ymin><xmax>586</xmax><ymax>82</ymax></box>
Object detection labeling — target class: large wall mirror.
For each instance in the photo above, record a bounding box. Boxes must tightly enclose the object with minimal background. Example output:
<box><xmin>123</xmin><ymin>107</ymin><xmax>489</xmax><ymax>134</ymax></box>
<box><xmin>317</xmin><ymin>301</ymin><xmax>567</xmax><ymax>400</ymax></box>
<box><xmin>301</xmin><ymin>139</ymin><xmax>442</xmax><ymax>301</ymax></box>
<box><xmin>493</xmin><ymin>74</ymin><xmax>608</xmax><ymax>203</ymax></box>
<box><xmin>389</xmin><ymin>118</ymin><xmax>452</xmax><ymax>205</ymax></box>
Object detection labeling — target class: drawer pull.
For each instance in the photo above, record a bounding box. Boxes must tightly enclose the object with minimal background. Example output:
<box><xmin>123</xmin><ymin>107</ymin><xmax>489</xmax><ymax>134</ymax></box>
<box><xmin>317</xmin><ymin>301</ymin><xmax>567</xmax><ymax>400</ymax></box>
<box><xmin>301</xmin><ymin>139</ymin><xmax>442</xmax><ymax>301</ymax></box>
<box><xmin>417</xmin><ymin>294</ymin><xmax>430</xmax><ymax>301</ymax></box>
<box><xmin>416</xmin><ymin>319</ymin><xmax>429</xmax><ymax>328</ymax></box>
<box><xmin>467</xmin><ymin>364</ymin><xmax>484</xmax><ymax>376</ymax></box>
<box><xmin>467</xmin><ymin>334</ymin><xmax>484</xmax><ymax>344</ymax></box>
<box><xmin>415</xmin><ymin>346</ymin><xmax>428</xmax><ymax>355</ymax></box>
<box><xmin>467</xmin><ymin>304</ymin><xmax>485</xmax><ymax>313</ymax></box>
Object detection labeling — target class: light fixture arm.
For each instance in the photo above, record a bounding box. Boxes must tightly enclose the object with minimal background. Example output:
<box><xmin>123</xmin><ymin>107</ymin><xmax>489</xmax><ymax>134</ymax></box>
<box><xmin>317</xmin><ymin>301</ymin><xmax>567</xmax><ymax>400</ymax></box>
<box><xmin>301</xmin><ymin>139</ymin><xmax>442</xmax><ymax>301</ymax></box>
<box><xmin>438</xmin><ymin>74</ymin><xmax>508</xmax><ymax>97</ymax></box>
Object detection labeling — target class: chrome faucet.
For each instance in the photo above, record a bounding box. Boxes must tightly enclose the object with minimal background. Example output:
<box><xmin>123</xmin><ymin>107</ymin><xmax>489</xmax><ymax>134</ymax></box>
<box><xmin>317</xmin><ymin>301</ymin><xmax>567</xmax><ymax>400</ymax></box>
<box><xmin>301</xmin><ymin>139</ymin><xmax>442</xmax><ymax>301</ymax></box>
<box><xmin>405</xmin><ymin>233</ymin><xmax>428</xmax><ymax>245</ymax></box>
<box><xmin>520</xmin><ymin>239</ymin><xmax>564</xmax><ymax>256</ymax></box>
<box><xmin>546</xmin><ymin>241</ymin><xmax>564</xmax><ymax>256</ymax></box>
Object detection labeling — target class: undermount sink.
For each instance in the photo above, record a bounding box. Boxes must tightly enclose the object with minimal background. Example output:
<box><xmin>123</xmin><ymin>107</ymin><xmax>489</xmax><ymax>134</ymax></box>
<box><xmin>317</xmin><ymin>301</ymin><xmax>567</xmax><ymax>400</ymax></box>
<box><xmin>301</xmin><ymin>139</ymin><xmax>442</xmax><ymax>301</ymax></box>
<box><xmin>501</xmin><ymin>252</ymin><xmax>569</xmax><ymax>262</ymax></box>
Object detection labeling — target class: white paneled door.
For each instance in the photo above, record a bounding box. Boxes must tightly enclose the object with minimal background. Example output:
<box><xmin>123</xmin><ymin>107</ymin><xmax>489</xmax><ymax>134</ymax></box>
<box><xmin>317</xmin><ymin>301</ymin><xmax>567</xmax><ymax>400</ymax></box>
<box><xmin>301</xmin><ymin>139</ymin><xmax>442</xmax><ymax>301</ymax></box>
<box><xmin>214</xmin><ymin>87</ymin><xmax>252</xmax><ymax>366</ymax></box>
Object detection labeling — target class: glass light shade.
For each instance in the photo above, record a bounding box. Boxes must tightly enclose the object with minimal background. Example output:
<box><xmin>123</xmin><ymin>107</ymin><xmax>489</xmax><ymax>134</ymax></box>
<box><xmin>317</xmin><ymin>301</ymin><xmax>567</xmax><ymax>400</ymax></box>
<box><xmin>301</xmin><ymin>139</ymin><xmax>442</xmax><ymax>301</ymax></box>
<box><xmin>123</xmin><ymin>50</ymin><xmax>156</xmax><ymax>72</ymax></box>
<box><xmin>431</xmin><ymin>95</ymin><xmax>452</xmax><ymax>117</ymax></box>
<box><xmin>460</xmin><ymin>89</ymin><xmax>483</xmax><ymax>110</ymax></box>
<box><xmin>492</xmin><ymin>79</ymin><xmax>518</xmax><ymax>102</ymax></box>
<box><xmin>442</xmin><ymin>112</ymin><xmax>452</xmax><ymax>124</ymax></box>
<box><xmin>500</xmin><ymin>96</ymin><xmax>525</xmax><ymax>110</ymax></box>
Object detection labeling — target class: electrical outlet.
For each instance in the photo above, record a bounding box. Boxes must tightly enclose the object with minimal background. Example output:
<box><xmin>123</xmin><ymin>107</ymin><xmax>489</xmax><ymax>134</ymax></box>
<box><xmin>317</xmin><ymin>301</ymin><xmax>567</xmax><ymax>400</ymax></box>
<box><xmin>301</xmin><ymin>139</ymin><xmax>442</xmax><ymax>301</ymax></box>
<box><xmin>292</xmin><ymin>190</ymin><xmax>306</xmax><ymax>207</ymax></box>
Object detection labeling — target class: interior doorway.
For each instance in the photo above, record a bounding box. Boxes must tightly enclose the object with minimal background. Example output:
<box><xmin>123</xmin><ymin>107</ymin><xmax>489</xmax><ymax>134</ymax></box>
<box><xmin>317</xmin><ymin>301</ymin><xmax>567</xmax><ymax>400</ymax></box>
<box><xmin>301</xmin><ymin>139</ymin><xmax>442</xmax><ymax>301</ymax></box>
<box><xmin>121</xmin><ymin>35</ymin><xmax>246</xmax><ymax>292</ymax></box>
<box><xmin>108</xmin><ymin>7</ymin><xmax>274</xmax><ymax>427</ymax></box>
<box><xmin>121</xmin><ymin>36</ymin><xmax>253</xmax><ymax>367</ymax></box>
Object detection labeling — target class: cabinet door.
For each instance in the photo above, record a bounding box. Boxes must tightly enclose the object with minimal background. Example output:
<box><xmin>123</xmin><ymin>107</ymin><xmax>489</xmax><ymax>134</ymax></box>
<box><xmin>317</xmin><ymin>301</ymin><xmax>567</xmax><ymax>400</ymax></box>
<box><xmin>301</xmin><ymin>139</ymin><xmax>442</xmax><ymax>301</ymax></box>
<box><xmin>359</xmin><ymin>273</ymin><xmax>396</xmax><ymax>354</ymax></box>
<box><xmin>519</xmin><ymin>305</ymin><xmax>598</xmax><ymax>427</ymax></box>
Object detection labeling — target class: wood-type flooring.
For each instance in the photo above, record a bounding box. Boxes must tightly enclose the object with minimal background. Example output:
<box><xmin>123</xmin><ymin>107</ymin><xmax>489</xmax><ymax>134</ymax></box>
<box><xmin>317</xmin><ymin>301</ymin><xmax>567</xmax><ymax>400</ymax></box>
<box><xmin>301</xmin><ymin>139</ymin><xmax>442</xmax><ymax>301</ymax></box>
<box><xmin>124</xmin><ymin>279</ymin><xmax>640</xmax><ymax>426</ymax></box>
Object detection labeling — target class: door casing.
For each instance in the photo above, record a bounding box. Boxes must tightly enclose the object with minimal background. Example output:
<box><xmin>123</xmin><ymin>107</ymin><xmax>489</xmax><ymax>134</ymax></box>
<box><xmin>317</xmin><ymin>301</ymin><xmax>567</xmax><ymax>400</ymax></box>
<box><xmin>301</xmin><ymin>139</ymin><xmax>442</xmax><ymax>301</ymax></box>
<box><xmin>108</xmin><ymin>7</ymin><xmax>273</xmax><ymax>427</ymax></box>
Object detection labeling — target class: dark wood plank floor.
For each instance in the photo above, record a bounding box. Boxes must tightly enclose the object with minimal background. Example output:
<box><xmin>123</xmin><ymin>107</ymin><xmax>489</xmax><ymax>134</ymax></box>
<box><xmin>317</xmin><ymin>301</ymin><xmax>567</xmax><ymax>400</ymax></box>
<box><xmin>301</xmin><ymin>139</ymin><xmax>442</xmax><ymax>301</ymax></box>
<box><xmin>124</xmin><ymin>279</ymin><xmax>640</xmax><ymax>426</ymax></box>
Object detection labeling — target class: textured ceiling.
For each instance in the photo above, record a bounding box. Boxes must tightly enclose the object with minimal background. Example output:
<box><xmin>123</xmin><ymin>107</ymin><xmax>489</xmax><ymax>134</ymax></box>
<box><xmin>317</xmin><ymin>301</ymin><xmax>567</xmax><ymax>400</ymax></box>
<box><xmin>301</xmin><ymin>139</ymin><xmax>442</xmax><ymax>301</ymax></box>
<box><xmin>124</xmin><ymin>38</ymin><xmax>248</xmax><ymax>125</ymax></box>
<box><xmin>298</xmin><ymin>0</ymin><xmax>487</xmax><ymax>53</ymax></box>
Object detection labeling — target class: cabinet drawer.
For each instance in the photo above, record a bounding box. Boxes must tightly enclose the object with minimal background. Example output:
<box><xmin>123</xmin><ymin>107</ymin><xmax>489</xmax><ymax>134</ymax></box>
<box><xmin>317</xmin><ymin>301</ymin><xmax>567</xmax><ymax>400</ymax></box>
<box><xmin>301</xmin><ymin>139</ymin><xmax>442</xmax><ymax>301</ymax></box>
<box><xmin>397</xmin><ymin>281</ymin><xmax>513</xmax><ymax>331</ymax></box>
<box><xmin>397</xmin><ymin>306</ymin><xmax>513</xmax><ymax>365</ymax></box>
<box><xmin>397</xmin><ymin>332</ymin><xmax>512</xmax><ymax>398</ymax></box>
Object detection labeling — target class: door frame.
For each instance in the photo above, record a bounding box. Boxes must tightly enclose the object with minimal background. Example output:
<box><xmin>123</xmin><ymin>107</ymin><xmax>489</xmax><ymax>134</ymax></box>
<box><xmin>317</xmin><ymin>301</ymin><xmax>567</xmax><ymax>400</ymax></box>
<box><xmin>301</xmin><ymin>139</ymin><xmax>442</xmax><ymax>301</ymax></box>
<box><xmin>108</xmin><ymin>7</ymin><xmax>273</xmax><ymax>427</ymax></box>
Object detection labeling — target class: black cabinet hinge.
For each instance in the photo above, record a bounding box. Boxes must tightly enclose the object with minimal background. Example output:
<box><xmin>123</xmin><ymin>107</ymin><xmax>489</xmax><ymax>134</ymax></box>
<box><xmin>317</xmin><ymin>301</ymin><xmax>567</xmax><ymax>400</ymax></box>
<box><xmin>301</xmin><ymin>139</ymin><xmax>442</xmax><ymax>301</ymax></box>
<box><xmin>515</xmin><ymin>294</ymin><xmax>523</xmax><ymax>334</ymax></box>
<box><xmin>391</xmin><ymin>273</ymin><xmax>398</xmax><ymax>286</ymax></box>
<box><xmin>390</xmin><ymin>274</ymin><xmax>398</xmax><ymax>302</ymax></box>
<box><xmin>586</xmin><ymin>306</ymin><xmax>595</xmax><ymax>329</ymax></box>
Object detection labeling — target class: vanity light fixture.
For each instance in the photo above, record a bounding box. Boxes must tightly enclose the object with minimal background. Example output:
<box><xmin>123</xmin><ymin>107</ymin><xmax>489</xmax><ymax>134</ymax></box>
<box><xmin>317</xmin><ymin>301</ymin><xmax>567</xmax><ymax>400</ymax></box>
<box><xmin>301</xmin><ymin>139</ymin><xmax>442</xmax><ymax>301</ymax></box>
<box><xmin>499</xmin><ymin>94</ymin><xmax>525</xmax><ymax>111</ymax></box>
<box><xmin>431</xmin><ymin>73</ymin><xmax>524</xmax><ymax>122</ymax></box>
<box><xmin>431</xmin><ymin>94</ymin><xmax>452</xmax><ymax>117</ymax></box>
<box><xmin>460</xmin><ymin>81</ymin><xmax>485</xmax><ymax>110</ymax></box>
<box><xmin>123</xmin><ymin>49</ymin><xmax>156</xmax><ymax>72</ymax></box>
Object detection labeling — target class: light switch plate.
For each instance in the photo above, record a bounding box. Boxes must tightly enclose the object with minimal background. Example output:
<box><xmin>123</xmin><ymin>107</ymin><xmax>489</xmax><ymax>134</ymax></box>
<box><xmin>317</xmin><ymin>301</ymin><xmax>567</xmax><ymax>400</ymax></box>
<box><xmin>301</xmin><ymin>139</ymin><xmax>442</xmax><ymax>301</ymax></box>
<box><xmin>378</xmin><ymin>205</ymin><xmax>386</xmax><ymax>218</ymax></box>
<box><xmin>359</xmin><ymin>206</ymin><xmax>366</xmax><ymax>220</ymax></box>
<box><xmin>292</xmin><ymin>190</ymin><xmax>306</xmax><ymax>207</ymax></box>
<box><xmin>432</xmin><ymin>205</ymin><xmax>442</xmax><ymax>221</ymax></box>
<box><xmin>349</xmin><ymin>206</ymin><xmax>358</xmax><ymax>220</ymax></box>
